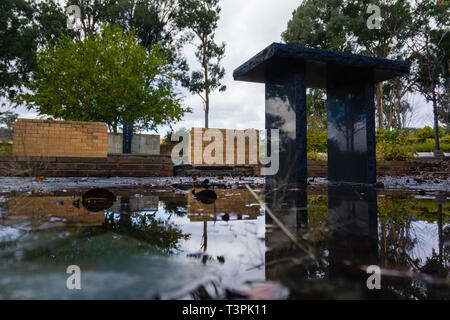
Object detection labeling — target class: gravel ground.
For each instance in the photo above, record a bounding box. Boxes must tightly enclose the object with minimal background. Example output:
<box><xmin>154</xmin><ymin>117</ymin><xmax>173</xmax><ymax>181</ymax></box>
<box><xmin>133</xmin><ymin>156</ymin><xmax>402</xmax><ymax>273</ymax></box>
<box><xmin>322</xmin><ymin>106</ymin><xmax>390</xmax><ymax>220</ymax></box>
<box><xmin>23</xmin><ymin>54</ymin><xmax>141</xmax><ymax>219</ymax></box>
<box><xmin>0</xmin><ymin>175</ymin><xmax>447</xmax><ymax>194</ymax></box>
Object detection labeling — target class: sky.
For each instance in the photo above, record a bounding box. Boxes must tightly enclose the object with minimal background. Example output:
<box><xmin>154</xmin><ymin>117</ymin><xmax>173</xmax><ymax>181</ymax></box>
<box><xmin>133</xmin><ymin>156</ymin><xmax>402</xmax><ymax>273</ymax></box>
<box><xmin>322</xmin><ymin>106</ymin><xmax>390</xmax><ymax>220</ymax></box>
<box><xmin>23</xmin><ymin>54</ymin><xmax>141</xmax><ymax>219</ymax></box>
<box><xmin>0</xmin><ymin>0</ymin><xmax>436</xmax><ymax>134</ymax></box>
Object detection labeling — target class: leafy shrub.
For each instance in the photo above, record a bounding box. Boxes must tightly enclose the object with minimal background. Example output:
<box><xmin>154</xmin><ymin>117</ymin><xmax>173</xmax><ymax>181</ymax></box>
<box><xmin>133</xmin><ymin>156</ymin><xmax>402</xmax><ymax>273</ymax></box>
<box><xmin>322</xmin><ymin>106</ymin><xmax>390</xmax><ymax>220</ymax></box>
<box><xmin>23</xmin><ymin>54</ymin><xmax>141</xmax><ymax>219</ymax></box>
<box><xmin>0</xmin><ymin>143</ymin><xmax>12</xmax><ymax>155</ymax></box>
<box><xmin>414</xmin><ymin>126</ymin><xmax>445</xmax><ymax>142</ymax></box>
<box><xmin>307</xmin><ymin>127</ymin><xmax>327</xmax><ymax>152</ymax></box>
<box><xmin>376</xmin><ymin>129</ymin><xmax>414</xmax><ymax>161</ymax></box>
<box><xmin>440</xmin><ymin>135</ymin><xmax>450</xmax><ymax>144</ymax></box>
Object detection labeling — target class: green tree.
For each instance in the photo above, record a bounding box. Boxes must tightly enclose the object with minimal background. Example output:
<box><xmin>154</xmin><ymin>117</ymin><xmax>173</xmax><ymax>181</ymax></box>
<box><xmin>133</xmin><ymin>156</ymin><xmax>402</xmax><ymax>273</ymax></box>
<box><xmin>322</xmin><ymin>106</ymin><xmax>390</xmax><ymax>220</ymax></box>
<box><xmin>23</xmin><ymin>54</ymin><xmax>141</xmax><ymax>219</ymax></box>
<box><xmin>178</xmin><ymin>0</ymin><xmax>226</xmax><ymax>128</ymax></box>
<box><xmin>14</xmin><ymin>25</ymin><xmax>189</xmax><ymax>132</ymax></box>
<box><xmin>0</xmin><ymin>0</ymin><xmax>78</xmax><ymax>100</ymax></box>
<box><xmin>61</xmin><ymin>0</ymin><xmax>190</xmax><ymax>86</ymax></box>
<box><xmin>282</xmin><ymin>0</ymin><xmax>415</xmax><ymax>129</ymax></box>
<box><xmin>411</xmin><ymin>0</ymin><xmax>449</xmax><ymax>152</ymax></box>
<box><xmin>0</xmin><ymin>111</ymin><xmax>19</xmax><ymax>130</ymax></box>
<box><xmin>0</xmin><ymin>0</ymin><xmax>39</xmax><ymax>99</ymax></box>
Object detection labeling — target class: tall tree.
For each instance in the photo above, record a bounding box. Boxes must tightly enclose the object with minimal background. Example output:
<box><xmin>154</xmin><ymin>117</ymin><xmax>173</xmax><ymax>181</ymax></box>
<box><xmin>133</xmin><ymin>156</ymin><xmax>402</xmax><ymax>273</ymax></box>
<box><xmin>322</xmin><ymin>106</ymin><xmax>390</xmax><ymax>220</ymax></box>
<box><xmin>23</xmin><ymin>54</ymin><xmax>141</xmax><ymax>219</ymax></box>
<box><xmin>282</xmin><ymin>0</ymin><xmax>415</xmax><ymax>129</ymax></box>
<box><xmin>410</xmin><ymin>0</ymin><xmax>449</xmax><ymax>152</ymax></box>
<box><xmin>14</xmin><ymin>25</ymin><xmax>189</xmax><ymax>132</ymax></box>
<box><xmin>178</xmin><ymin>0</ymin><xmax>226</xmax><ymax>128</ymax></box>
<box><xmin>0</xmin><ymin>0</ymin><xmax>40</xmax><ymax>99</ymax></box>
<box><xmin>63</xmin><ymin>0</ymin><xmax>190</xmax><ymax>84</ymax></box>
<box><xmin>0</xmin><ymin>0</ymin><xmax>78</xmax><ymax>99</ymax></box>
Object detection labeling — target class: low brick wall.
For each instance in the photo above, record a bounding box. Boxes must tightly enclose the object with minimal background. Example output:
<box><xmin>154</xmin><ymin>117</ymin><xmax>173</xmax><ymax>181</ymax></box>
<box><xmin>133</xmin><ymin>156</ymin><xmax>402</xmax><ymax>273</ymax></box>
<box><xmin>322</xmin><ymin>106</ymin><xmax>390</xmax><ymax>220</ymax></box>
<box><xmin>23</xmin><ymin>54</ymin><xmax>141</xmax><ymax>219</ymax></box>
<box><xmin>0</xmin><ymin>155</ymin><xmax>173</xmax><ymax>177</ymax></box>
<box><xmin>0</xmin><ymin>155</ymin><xmax>447</xmax><ymax>178</ymax></box>
<box><xmin>13</xmin><ymin>119</ymin><xmax>108</xmax><ymax>158</ymax></box>
<box><xmin>308</xmin><ymin>159</ymin><xmax>449</xmax><ymax>177</ymax></box>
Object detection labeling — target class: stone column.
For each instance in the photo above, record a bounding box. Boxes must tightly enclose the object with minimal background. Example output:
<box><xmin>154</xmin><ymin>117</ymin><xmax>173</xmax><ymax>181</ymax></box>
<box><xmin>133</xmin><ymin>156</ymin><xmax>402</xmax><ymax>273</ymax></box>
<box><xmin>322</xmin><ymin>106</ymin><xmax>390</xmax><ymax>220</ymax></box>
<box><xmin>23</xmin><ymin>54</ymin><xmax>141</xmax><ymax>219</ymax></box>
<box><xmin>327</xmin><ymin>65</ymin><xmax>376</xmax><ymax>184</ymax></box>
<box><xmin>265</xmin><ymin>61</ymin><xmax>307</xmax><ymax>187</ymax></box>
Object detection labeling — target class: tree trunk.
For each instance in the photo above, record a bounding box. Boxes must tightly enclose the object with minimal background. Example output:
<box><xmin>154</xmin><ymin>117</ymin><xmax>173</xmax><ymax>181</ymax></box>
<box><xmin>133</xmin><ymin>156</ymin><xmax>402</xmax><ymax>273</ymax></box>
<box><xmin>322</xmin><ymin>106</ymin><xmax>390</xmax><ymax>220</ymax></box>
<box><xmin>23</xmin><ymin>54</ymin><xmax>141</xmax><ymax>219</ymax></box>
<box><xmin>433</xmin><ymin>97</ymin><xmax>441</xmax><ymax>151</ymax></box>
<box><xmin>376</xmin><ymin>83</ymin><xmax>383</xmax><ymax>129</ymax></box>
<box><xmin>205</xmin><ymin>91</ymin><xmax>209</xmax><ymax>129</ymax></box>
<box><xmin>203</xmin><ymin>40</ymin><xmax>210</xmax><ymax>129</ymax></box>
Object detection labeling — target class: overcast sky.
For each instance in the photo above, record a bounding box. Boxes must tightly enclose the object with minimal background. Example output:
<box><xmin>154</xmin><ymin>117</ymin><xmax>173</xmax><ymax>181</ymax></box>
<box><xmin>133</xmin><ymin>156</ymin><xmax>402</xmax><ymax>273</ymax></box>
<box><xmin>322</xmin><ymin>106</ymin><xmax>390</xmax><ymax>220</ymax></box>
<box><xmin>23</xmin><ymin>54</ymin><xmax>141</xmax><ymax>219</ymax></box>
<box><xmin>1</xmin><ymin>0</ymin><xmax>435</xmax><ymax>134</ymax></box>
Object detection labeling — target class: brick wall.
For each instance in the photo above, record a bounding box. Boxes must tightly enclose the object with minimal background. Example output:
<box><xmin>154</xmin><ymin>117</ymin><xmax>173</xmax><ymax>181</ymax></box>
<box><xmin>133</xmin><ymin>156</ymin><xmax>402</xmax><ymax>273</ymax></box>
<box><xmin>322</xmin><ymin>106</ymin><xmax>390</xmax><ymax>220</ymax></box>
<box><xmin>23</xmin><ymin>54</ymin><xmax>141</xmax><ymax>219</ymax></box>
<box><xmin>13</xmin><ymin>119</ymin><xmax>108</xmax><ymax>158</ymax></box>
<box><xmin>189</xmin><ymin>128</ymin><xmax>259</xmax><ymax>166</ymax></box>
<box><xmin>0</xmin><ymin>155</ymin><xmax>173</xmax><ymax>177</ymax></box>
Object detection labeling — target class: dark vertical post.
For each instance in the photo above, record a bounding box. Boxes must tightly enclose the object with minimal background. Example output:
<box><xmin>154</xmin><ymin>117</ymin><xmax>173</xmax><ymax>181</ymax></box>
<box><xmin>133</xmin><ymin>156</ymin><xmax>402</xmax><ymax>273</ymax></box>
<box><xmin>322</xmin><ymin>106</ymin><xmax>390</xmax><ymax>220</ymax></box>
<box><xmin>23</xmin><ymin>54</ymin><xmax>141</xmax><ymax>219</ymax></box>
<box><xmin>123</xmin><ymin>122</ymin><xmax>133</xmax><ymax>154</ymax></box>
<box><xmin>327</xmin><ymin>65</ymin><xmax>376</xmax><ymax>184</ymax></box>
<box><xmin>265</xmin><ymin>61</ymin><xmax>307</xmax><ymax>187</ymax></box>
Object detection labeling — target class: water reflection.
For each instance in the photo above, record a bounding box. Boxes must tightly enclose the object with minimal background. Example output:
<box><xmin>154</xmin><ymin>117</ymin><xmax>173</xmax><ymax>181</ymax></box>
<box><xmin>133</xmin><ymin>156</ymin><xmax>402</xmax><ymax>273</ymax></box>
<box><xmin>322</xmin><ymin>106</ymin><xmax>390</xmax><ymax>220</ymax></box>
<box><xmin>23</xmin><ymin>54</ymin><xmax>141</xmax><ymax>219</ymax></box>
<box><xmin>265</xmin><ymin>185</ymin><xmax>449</xmax><ymax>299</ymax></box>
<box><xmin>0</xmin><ymin>185</ymin><xmax>448</xmax><ymax>299</ymax></box>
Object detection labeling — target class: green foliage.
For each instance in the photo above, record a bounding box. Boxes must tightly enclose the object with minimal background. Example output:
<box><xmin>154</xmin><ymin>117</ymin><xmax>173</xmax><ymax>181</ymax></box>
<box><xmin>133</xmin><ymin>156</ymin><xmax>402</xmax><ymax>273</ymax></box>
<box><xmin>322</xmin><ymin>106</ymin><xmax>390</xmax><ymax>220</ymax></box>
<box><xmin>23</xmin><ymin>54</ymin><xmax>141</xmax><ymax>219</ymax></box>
<box><xmin>307</xmin><ymin>127</ymin><xmax>327</xmax><ymax>152</ymax></box>
<box><xmin>0</xmin><ymin>0</ymin><xmax>77</xmax><ymax>99</ymax></box>
<box><xmin>162</xmin><ymin>127</ymin><xmax>190</xmax><ymax>145</ymax></box>
<box><xmin>281</xmin><ymin>0</ymin><xmax>351</xmax><ymax>52</ymax></box>
<box><xmin>414</xmin><ymin>126</ymin><xmax>445</xmax><ymax>142</ymax></box>
<box><xmin>15</xmin><ymin>25</ymin><xmax>189</xmax><ymax>132</ymax></box>
<box><xmin>0</xmin><ymin>111</ymin><xmax>18</xmax><ymax>130</ymax></box>
<box><xmin>410</xmin><ymin>142</ymin><xmax>450</xmax><ymax>153</ymax></box>
<box><xmin>376</xmin><ymin>129</ymin><xmax>415</xmax><ymax>161</ymax></box>
<box><xmin>0</xmin><ymin>143</ymin><xmax>12</xmax><ymax>155</ymax></box>
<box><xmin>440</xmin><ymin>135</ymin><xmax>450</xmax><ymax>144</ymax></box>
<box><xmin>0</xmin><ymin>0</ymin><xmax>39</xmax><ymax>99</ymax></box>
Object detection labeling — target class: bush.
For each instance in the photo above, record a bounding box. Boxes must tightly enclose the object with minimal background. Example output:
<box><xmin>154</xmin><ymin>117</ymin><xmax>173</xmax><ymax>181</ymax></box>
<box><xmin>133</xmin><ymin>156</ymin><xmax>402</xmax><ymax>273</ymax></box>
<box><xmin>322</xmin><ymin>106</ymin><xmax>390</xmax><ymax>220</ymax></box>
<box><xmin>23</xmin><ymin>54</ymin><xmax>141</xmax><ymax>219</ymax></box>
<box><xmin>307</xmin><ymin>127</ymin><xmax>327</xmax><ymax>152</ymax></box>
<box><xmin>440</xmin><ymin>135</ymin><xmax>450</xmax><ymax>144</ymax></box>
<box><xmin>376</xmin><ymin>129</ymin><xmax>414</xmax><ymax>161</ymax></box>
<box><xmin>414</xmin><ymin>126</ymin><xmax>445</xmax><ymax>142</ymax></box>
<box><xmin>0</xmin><ymin>143</ymin><xmax>12</xmax><ymax>155</ymax></box>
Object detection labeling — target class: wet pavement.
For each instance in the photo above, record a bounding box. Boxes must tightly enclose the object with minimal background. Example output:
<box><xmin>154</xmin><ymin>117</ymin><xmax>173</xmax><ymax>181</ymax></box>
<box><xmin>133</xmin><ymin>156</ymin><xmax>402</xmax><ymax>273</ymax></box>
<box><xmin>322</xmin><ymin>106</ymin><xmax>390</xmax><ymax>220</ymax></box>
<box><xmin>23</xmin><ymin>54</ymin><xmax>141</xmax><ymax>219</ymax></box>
<box><xmin>0</xmin><ymin>179</ymin><xmax>448</xmax><ymax>299</ymax></box>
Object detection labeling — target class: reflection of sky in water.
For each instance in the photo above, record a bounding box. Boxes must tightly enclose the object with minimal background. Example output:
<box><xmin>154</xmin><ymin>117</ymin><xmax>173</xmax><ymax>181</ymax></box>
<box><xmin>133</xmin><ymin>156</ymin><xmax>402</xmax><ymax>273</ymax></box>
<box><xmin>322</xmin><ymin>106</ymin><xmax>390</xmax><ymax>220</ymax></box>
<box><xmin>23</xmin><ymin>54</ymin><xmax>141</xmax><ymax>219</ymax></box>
<box><xmin>155</xmin><ymin>203</ymin><xmax>266</xmax><ymax>289</ymax></box>
<box><xmin>409</xmin><ymin>221</ymin><xmax>440</xmax><ymax>266</ymax></box>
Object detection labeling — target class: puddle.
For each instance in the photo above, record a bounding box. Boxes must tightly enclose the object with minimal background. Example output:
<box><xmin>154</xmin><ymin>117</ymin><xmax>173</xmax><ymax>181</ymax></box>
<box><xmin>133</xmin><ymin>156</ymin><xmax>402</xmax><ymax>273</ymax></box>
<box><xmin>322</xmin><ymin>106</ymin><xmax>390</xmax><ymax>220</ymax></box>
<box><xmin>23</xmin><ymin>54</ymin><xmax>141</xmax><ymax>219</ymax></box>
<box><xmin>0</xmin><ymin>184</ymin><xmax>448</xmax><ymax>299</ymax></box>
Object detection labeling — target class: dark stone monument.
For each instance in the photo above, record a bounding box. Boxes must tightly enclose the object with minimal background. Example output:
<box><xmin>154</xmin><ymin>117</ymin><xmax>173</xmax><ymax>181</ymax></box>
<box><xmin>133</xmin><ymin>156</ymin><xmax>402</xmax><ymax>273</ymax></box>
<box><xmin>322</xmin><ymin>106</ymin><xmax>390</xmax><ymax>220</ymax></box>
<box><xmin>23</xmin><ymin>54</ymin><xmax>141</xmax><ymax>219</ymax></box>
<box><xmin>123</xmin><ymin>122</ymin><xmax>133</xmax><ymax>154</ymax></box>
<box><xmin>234</xmin><ymin>43</ymin><xmax>410</xmax><ymax>185</ymax></box>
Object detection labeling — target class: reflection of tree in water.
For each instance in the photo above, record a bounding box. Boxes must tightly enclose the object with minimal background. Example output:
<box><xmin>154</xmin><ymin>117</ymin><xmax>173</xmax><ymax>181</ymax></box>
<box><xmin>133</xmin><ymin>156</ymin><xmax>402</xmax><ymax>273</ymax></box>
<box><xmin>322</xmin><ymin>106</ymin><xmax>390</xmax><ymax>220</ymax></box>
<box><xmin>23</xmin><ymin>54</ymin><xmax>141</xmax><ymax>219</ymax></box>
<box><xmin>102</xmin><ymin>212</ymin><xmax>189</xmax><ymax>255</ymax></box>
<box><xmin>328</xmin><ymin>98</ymin><xmax>365</xmax><ymax>153</ymax></box>
<box><xmin>159</xmin><ymin>194</ymin><xmax>188</xmax><ymax>216</ymax></box>
<box><xmin>378</xmin><ymin>194</ymin><xmax>449</xmax><ymax>299</ymax></box>
<box><xmin>102</xmin><ymin>196</ymin><xmax>189</xmax><ymax>255</ymax></box>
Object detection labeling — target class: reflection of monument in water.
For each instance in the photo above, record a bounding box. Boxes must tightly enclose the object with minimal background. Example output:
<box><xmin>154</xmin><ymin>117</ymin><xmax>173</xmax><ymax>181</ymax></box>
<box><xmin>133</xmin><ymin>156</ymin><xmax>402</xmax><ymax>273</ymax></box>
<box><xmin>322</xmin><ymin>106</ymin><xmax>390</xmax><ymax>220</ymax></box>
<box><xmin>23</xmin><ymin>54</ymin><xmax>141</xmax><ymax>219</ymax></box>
<box><xmin>265</xmin><ymin>185</ymin><xmax>379</xmax><ymax>298</ymax></box>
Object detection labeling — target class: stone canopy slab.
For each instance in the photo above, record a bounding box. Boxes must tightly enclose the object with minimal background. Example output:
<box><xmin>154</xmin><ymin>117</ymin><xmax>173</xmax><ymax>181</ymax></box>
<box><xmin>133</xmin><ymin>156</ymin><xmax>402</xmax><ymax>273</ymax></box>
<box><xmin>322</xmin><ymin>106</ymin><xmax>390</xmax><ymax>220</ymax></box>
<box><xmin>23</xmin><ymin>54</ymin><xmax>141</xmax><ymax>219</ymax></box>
<box><xmin>233</xmin><ymin>43</ymin><xmax>410</xmax><ymax>89</ymax></box>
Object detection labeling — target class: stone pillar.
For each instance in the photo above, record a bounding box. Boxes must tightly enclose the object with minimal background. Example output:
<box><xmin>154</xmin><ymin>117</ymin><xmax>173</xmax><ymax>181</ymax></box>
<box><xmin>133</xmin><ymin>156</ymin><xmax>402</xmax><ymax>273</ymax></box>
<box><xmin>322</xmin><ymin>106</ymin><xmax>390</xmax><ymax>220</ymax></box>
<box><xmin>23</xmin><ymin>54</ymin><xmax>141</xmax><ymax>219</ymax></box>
<box><xmin>265</xmin><ymin>61</ymin><xmax>307</xmax><ymax>187</ymax></box>
<box><xmin>327</xmin><ymin>65</ymin><xmax>376</xmax><ymax>184</ymax></box>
